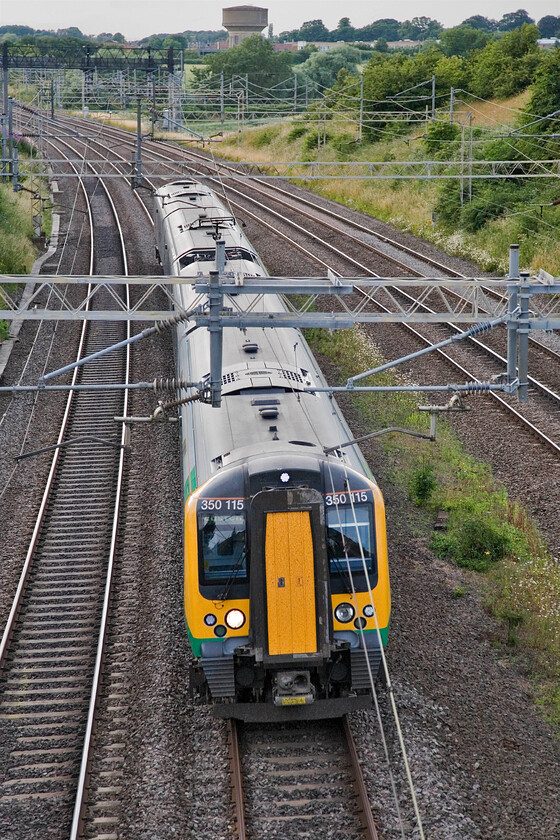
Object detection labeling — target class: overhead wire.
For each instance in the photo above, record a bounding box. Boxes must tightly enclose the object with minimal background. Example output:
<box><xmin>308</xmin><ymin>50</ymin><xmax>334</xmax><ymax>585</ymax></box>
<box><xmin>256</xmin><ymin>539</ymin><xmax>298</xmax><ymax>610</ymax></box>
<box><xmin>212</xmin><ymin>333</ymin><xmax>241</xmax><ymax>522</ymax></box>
<box><xmin>324</xmin><ymin>454</ymin><xmax>426</xmax><ymax>839</ymax></box>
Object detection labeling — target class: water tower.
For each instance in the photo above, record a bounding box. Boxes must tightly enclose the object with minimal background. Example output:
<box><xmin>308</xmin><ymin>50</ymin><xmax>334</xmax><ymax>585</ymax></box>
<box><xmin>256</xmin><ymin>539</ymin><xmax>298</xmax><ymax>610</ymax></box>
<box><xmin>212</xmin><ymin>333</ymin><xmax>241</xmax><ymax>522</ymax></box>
<box><xmin>222</xmin><ymin>5</ymin><xmax>268</xmax><ymax>47</ymax></box>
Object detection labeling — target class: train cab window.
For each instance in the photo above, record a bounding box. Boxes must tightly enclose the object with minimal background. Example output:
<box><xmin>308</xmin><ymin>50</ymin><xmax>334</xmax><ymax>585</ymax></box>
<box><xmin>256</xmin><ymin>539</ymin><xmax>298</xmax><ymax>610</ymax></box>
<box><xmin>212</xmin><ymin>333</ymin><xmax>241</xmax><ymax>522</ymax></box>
<box><xmin>198</xmin><ymin>513</ymin><xmax>247</xmax><ymax>585</ymax></box>
<box><xmin>179</xmin><ymin>250</ymin><xmax>215</xmax><ymax>268</ymax></box>
<box><xmin>178</xmin><ymin>248</ymin><xmax>259</xmax><ymax>270</ymax></box>
<box><xmin>225</xmin><ymin>248</ymin><xmax>257</xmax><ymax>263</ymax></box>
<box><xmin>326</xmin><ymin>505</ymin><xmax>377</xmax><ymax>591</ymax></box>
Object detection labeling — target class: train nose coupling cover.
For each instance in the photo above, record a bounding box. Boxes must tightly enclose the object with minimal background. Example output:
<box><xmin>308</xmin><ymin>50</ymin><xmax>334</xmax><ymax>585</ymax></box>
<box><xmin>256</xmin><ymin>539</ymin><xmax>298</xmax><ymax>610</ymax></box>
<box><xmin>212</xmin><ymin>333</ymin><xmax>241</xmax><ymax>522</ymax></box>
<box><xmin>273</xmin><ymin>671</ymin><xmax>315</xmax><ymax>706</ymax></box>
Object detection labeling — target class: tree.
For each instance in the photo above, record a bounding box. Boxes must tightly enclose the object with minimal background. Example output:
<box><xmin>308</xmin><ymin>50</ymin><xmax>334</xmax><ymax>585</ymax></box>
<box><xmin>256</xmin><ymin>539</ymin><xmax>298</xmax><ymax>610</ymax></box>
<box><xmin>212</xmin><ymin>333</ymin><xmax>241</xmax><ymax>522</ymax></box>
<box><xmin>0</xmin><ymin>25</ymin><xmax>36</xmax><ymax>37</ymax></box>
<box><xmin>292</xmin><ymin>44</ymin><xmax>318</xmax><ymax>65</ymax></box>
<box><xmin>57</xmin><ymin>27</ymin><xmax>86</xmax><ymax>40</ymax></box>
<box><xmin>399</xmin><ymin>17</ymin><xmax>443</xmax><ymax>40</ymax></box>
<box><xmin>461</xmin><ymin>15</ymin><xmax>497</xmax><ymax>32</ymax></box>
<box><xmin>112</xmin><ymin>32</ymin><xmax>126</xmax><ymax>44</ymax></box>
<box><xmin>537</xmin><ymin>15</ymin><xmax>560</xmax><ymax>37</ymax></box>
<box><xmin>374</xmin><ymin>37</ymin><xmax>389</xmax><ymax>53</ymax></box>
<box><xmin>334</xmin><ymin>17</ymin><xmax>355</xmax><ymax>41</ymax></box>
<box><xmin>439</xmin><ymin>26</ymin><xmax>492</xmax><ymax>57</ymax></box>
<box><xmin>357</xmin><ymin>19</ymin><xmax>400</xmax><ymax>41</ymax></box>
<box><xmin>498</xmin><ymin>9</ymin><xmax>534</xmax><ymax>31</ymax></box>
<box><xmin>298</xmin><ymin>20</ymin><xmax>330</xmax><ymax>41</ymax></box>
<box><xmin>525</xmin><ymin>47</ymin><xmax>560</xmax><ymax>121</ymax></box>
<box><xmin>469</xmin><ymin>23</ymin><xmax>539</xmax><ymax>97</ymax></box>
<box><xmin>294</xmin><ymin>44</ymin><xmax>361</xmax><ymax>89</ymax></box>
<box><xmin>434</xmin><ymin>54</ymin><xmax>468</xmax><ymax>89</ymax></box>
<box><xmin>192</xmin><ymin>35</ymin><xmax>293</xmax><ymax>88</ymax></box>
<box><xmin>278</xmin><ymin>29</ymin><xmax>299</xmax><ymax>42</ymax></box>
<box><xmin>163</xmin><ymin>34</ymin><xmax>187</xmax><ymax>50</ymax></box>
<box><xmin>423</xmin><ymin>121</ymin><xmax>461</xmax><ymax>159</ymax></box>
<box><xmin>362</xmin><ymin>47</ymin><xmax>445</xmax><ymax>136</ymax></box>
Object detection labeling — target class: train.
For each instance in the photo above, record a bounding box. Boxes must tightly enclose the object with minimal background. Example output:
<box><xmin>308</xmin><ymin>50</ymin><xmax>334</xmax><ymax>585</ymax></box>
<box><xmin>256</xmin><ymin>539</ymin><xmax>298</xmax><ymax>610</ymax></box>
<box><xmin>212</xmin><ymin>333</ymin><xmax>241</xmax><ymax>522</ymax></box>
<box><xmin>153</xmin><ymin>179</ymin><xmax>391</xmax><ymax>721</ymax></box>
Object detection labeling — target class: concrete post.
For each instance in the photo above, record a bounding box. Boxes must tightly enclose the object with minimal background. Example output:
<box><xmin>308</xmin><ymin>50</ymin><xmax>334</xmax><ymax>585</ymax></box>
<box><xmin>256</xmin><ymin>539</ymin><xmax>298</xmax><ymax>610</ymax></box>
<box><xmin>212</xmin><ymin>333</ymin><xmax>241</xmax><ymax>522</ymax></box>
<box><xmin>518</xmin><ymin>271</ymin><xmax>531</xmax><ymax>403</ymax></box>
<box><xmin>507</xmin><ymin>245</ymin><xmax>520</xmax><ymax>386</ymax></box>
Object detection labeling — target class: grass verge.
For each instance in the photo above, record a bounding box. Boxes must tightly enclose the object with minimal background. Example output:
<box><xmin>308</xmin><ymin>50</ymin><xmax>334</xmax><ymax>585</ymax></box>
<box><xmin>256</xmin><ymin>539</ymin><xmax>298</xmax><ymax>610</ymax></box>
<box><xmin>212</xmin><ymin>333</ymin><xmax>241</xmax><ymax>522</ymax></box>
<box><xmin>0</xmin><ymin>183</ymin><xmax>37</xmax><ymax>340</ymax></box>
<box><xmin>306</xmin><ymin>323</ymin><xmax>560</xmax><ymax>729</ymax></box>
<box><xmin>215</xmin><ymin>100</ymin><xmax>557</xmax><ymax>275</ymax></box>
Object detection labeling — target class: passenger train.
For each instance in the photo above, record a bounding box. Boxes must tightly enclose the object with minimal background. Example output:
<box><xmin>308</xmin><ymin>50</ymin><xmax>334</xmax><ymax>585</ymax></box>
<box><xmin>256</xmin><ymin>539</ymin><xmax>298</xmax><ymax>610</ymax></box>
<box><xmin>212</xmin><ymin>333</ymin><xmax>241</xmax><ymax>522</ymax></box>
<box><xmin>154</xmin><ymin>180</ymin><xmax>391</xmax><ymax>721</ymax></box>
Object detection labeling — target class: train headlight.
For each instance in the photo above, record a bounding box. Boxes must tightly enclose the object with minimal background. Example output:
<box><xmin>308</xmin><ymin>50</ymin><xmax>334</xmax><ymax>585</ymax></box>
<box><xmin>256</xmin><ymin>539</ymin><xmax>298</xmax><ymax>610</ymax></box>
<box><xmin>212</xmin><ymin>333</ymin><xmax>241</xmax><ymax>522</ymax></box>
<box><xmin>204</xmin><ymin>613</ymin><xmax>217</xmax><ymax>627</ymax></box>
<box><xmin>354</xmin><ymin>616</ymin><xmax>367</xmax><ymax>630</ymax></box>
<box><xmin>214</xmin><ymin>625</ymin><xmax>227</xmax><ymax>637</ymax></box>
<box><xmin>334</xmin><ymin>602</ymin><xmax>354</xmax><ymax>623</ymax></box>
<box><xmin>225</xmin><ymin>609</ymin><xmax>246</xmax><ymax>630</ymax></box>
<box><xmin>363</xmin><ymin>605</ymin><xmax>375</xmax><ymax>618</ymax></box>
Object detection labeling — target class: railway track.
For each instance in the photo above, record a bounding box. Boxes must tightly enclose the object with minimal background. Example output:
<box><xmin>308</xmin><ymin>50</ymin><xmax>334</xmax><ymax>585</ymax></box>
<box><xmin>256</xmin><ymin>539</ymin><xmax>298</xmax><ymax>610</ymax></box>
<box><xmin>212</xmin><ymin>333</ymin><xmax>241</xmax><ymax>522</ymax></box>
<box><xmin>228</xmin><ymin>717</ymin><xmax>379</xmax><ymax>840</ymax></box>
<box><xmin>0</xmin><ymin>135</ymin><xmax>131</xmax><ymax>839</ymax></box>
<box><xmin>21</xmin><ymin>111</ymin><xmax>560</xmax><ymax>527</ymax></box>
<box><xmin>5</xmin><ymin>106</ymin><xmax>560</xmax><ymax>839</ymax></box>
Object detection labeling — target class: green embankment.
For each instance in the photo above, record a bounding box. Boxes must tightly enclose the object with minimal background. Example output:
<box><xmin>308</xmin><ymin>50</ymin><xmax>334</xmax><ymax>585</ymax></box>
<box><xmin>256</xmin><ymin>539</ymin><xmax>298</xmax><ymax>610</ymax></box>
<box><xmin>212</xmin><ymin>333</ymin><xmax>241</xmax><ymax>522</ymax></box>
<box><xmin>214</xmin><ymin>93</ymin><xmax>560</xmax><ymax>277</ymax></box>
<box><xmin>0</xmin><ymin>185</ymin><xmax>36</xmax><ymax>340</ymax></box>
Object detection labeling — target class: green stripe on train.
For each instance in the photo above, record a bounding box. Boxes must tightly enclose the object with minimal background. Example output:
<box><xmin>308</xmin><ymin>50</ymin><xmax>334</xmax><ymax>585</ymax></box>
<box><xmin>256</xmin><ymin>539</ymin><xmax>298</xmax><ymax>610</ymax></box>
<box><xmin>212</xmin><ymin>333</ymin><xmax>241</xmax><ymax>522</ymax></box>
<box><xmin>184</xmin><ymin>467</ymin><xmax>197</xmax><ymax>501</ymax></box>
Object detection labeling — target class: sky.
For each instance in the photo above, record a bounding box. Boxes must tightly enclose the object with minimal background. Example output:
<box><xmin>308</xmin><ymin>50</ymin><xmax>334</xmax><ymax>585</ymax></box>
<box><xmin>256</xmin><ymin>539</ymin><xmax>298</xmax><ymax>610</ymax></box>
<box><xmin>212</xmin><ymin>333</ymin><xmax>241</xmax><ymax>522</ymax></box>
<box><xmin>0</xmin><ymin>0</ymin><xmax>559</xmax><ymax>41</ymax></box>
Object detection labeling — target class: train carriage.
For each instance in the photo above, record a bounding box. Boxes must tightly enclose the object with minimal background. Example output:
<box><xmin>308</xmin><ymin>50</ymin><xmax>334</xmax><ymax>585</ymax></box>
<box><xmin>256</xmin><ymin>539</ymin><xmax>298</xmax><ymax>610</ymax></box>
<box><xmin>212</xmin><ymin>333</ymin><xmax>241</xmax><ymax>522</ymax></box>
<box><xmin>154</xmin><ymin>180</ymin><xmax>390</xmax><ymax>720</ymax></box>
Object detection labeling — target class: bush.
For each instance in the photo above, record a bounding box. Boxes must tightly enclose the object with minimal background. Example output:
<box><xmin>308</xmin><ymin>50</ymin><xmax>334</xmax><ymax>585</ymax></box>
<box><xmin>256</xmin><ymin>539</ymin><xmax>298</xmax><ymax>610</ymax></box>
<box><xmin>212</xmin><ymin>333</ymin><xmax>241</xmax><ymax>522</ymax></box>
<box><xmin>431</xmin><ymin>514</ymin><xmax>512</xmax><ymax>571</ymax></box>
<box><xmin>409</xmin><ymin>463</ymin><xmax>437</xmax><ymax>505</ymax></box>
<box><xmin>423</xmin><ymin>121</ymin><xmax>461</xmax><ymax>159</ymax></box>
<box><xmin>303</xmin><ymin>129</ymin><xmax>331</xmax><ymax>151</ymax></box>
<box><xmin>250</xmin><ymin>124</ymin><xmax>281</xmax><ymax>148</ymax></box>
<box><xmin>330</xmin><ymin>133</ymin><xmax>360</xmax><ymax>160</ymax></box>
<box><xmin>287</xmin><ymin>122</ymin><xmax>309</xmax><ymax>142</ymax></box>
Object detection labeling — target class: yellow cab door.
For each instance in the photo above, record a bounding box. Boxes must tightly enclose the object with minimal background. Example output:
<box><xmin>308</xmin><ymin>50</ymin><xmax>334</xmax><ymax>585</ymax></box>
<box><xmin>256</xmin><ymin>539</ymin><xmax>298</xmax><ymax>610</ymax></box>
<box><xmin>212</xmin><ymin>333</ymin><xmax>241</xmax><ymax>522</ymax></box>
<box><xmin>265</xmin><ymin>510</ymin><xmax>317</xmax><ymax>656</ymax></box>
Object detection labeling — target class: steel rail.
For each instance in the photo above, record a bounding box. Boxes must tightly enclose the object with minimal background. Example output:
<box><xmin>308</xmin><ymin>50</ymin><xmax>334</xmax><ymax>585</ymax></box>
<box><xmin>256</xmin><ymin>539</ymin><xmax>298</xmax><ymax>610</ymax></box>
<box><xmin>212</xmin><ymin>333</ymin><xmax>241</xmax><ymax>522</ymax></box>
<box><xmin>0</xmin><ymin>130</ymin><xmax>131</xmax><ymax>837</ymax></box>
<box><xmin>130</xmin><ymin>136</ymin><xmax>560</xmax><ymax>365</ymax></box>
<box><xmin>343</xmin><ymin>716</ymin><xmax>380</xmax><ymax>840</ymax></box>
<box><xmin>42</xmin><ymin>114</ymin><xmax>157</xmax><ymax>226</ymax></box>
<box><xmin>73</xmin><ymin>127</ymin><xmax>422</xmax><ymax>276</ymax></box>
<box><xmin>0</xmin><ymin>151</ymin><xmax>94</xmax><ymax>669</ymax></box>
<box><xmin>66</xmin><ymin>145</ymin><xmax>131</xmax><ymax>840</ymax></box>
<box><xmin>227</xmin><ymin>720</ymin><xmax>247</xmax><ymax>840</ymax></box>
<box><xmin>385</xmin><ymin>282</ymin><xmax>560</xmax><ymax>406</ymax></box>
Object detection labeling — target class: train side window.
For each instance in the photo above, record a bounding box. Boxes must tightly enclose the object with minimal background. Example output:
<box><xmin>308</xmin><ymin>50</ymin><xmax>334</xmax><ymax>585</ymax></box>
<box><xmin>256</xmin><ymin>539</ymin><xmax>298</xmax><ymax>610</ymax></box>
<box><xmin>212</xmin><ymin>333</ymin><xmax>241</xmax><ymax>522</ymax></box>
<box><xmin>326</xmin><ymin>505</ymin><xmax>376</xmax><ymax>579</ymax></box>
<box><xmin>198</xmin><ymin>513</ymin><xmax>247</xmax><ymax>584</ymax></box>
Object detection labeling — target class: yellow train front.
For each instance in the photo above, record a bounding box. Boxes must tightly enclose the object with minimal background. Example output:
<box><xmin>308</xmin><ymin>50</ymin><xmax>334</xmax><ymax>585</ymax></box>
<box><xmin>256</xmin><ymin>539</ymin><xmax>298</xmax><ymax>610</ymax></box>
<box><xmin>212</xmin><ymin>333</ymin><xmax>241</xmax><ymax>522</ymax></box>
<box><xmin>153</xmin><ymin>179</ymin><xmax>390</xmax><ymax>721</ymax></box>
<box><xmin>185</xmin><ymin>449</ymin><xmax>390</xmax><ymax>722</ymax></box>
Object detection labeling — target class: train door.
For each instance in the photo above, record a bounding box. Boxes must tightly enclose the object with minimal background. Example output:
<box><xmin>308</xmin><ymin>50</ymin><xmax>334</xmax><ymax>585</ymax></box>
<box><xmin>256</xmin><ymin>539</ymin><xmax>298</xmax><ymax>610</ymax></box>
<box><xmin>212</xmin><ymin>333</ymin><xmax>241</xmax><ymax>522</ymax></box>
<box><xmin>265</xmin><ymin>510</ymin><xmax>317</xmax><ymax>655</ymax></box>
<box><xmin>249</xmin><ymin>487</ymin><xmax>332</xmax><ymax>663</ymax></box>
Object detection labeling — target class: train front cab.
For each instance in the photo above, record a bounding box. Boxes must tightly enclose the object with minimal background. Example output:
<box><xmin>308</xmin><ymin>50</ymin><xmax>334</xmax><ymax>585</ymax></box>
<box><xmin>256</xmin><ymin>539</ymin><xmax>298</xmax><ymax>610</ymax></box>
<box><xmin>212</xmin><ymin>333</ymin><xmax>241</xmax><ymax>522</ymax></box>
<box><xmin>185</xmin><ymin>457</ymin><xmax>390</xmax><ymax>722</ymax></box>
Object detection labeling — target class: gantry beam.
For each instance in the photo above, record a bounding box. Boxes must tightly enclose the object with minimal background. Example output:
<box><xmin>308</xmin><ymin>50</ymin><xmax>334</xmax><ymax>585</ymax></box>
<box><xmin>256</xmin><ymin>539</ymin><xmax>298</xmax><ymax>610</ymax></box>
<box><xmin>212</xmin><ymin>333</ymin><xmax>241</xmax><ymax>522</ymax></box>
<box><xmin>2</xmin><ymin>43</ymin><xmax>176</xmax><ymax>74</ymax></box>
<box><xmin>2</xmin><ymin>275</ymin><xmax>560</xmax><ymax>328</ymax></box>
<box><xmin>6</xmin><ymin>159</ymin><xmax>560</xmax><ymax>181</ymax></box>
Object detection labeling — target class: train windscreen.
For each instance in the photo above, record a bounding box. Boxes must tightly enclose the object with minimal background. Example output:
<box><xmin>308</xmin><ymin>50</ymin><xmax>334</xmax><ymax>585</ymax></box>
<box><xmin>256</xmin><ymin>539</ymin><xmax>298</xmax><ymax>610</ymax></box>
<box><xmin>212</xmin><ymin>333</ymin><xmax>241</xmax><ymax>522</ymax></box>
<box><xmin>326</xmin><ymin>505</ymin><xmax>377</xmax><ymax>590</ymax></box>
<box><xmin>198</xmin><ymin>513</ymin><xmax>247</xmax><ymax>585</ymax></box>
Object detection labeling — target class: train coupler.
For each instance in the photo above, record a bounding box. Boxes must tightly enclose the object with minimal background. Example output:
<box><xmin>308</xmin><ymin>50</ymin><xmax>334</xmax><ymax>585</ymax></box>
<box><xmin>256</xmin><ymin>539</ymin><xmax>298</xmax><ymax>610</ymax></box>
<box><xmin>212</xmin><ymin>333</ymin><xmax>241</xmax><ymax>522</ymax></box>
<box><xmin>272</xmin><ymin>671</ymin><xmax>315</xmax><ymax>707</ymax></box>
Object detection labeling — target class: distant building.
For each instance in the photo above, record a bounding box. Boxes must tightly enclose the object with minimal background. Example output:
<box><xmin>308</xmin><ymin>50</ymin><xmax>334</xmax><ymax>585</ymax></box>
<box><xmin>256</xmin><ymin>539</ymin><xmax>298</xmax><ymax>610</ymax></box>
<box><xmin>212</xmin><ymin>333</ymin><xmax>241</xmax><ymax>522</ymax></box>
<box><xmin>273</xmin><ymin>42</ymin><xmax>299</xmax><ymax>53</ymax></box>
<box><xmin>274</xmin><ymin>40</ymin><xmax>346</xmax><ymax>53</ymax></box>
<box><xmin>537</xmin><ymin>37</ymin><xmax>560</xmax><ymax>48</ymax></box>
<box><xmin>222</xmin><ymin>5</ymin><xmax>268</xmax><ymax>48</ymax></box>
<box><xmin>385</xmin><ymin>40</ymin><xmax>423</xmax><ymax>50</ymax></box>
